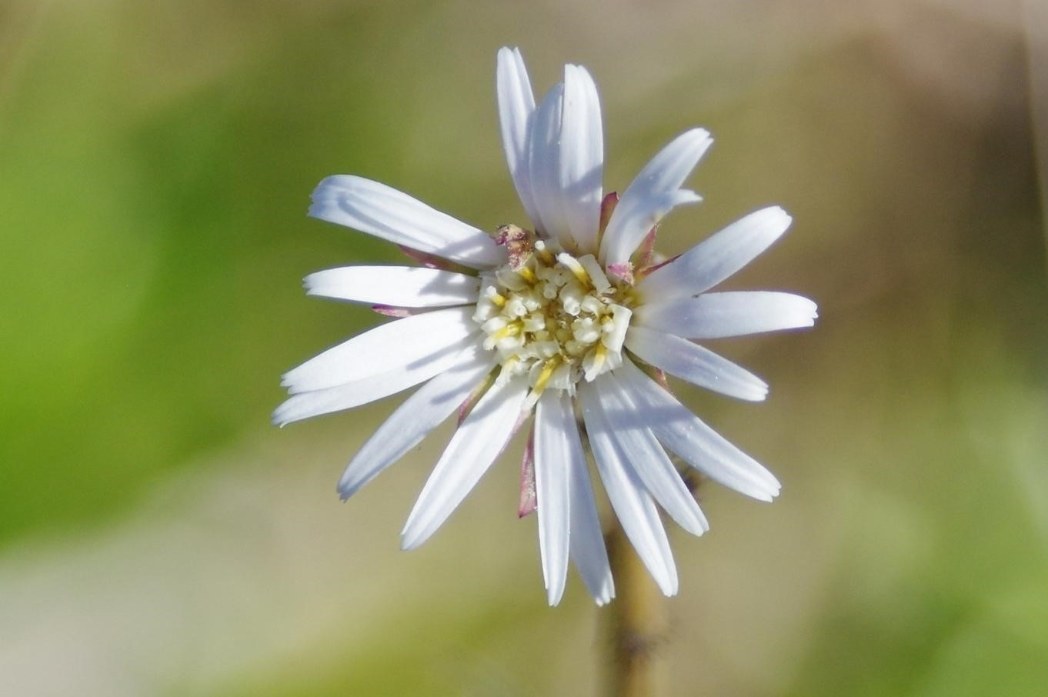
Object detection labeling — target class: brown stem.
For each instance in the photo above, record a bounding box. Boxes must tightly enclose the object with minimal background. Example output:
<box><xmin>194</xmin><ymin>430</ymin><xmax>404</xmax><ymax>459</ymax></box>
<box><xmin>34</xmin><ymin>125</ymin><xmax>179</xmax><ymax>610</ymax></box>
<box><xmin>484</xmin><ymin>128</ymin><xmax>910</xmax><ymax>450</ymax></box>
<box><xmin>605</xmin><ymin>521</ymin><xmax>668</xmax><ymax>697</ymax></box>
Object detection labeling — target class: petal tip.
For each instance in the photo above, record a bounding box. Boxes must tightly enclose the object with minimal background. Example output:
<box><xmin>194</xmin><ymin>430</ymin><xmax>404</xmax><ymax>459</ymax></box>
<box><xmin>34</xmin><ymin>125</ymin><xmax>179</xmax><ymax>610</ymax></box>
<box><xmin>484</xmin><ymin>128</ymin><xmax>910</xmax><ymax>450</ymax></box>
<box><xmin>770</xmin><ymin>205</ymin><xmax>792</xmax><ymax>225</ymax></box>
<box><xmin>271</xmin><ymin>400</ymin><xmax>295</xmax><ymax>427</ymax></box>
<box><xmin>336</xmin><ymin>479</ymin><xmax>357</xmax><ymax>501</ymax></box>
<box><xmin>759</xmin><ymin>483</ymin><xmax>782</xmax><ymax>502</ymax></box>
<box><xmin>399</xmin><ymin>530</ymin><xmax>420</xmax><ymax>551</ymax></box>
<box><xmin>683</xmin><ymin>127</ymin><xmax>713</xmax><ymax>150</ymax></box>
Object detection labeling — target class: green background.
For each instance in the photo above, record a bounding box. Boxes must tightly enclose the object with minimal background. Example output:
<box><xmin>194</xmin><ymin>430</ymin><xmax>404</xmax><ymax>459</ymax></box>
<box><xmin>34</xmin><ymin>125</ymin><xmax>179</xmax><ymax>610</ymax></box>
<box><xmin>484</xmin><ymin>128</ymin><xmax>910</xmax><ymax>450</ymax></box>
<box><xmin>2</xmin><ymin>0</ymin><xmax>1046</xmax><ymax>695</ymax></box>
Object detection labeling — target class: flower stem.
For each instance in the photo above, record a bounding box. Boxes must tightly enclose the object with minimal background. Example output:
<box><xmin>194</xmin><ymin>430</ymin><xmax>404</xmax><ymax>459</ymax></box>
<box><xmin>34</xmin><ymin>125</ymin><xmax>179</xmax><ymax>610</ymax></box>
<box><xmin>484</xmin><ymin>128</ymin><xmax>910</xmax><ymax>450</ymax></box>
<box><xmin>605</xmin><ymin>521</ymin><xmax>668</xmax><ymax>697</ymax></box>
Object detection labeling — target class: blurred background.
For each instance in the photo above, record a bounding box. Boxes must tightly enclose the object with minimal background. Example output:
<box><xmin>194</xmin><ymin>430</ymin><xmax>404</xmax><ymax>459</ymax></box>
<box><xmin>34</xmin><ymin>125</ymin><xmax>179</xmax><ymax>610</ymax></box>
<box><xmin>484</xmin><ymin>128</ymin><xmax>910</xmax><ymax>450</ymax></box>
<box><xmin>2</xmin><ymin>0</ymin><xmax>1047</xmax><ymax>694</ymax></box>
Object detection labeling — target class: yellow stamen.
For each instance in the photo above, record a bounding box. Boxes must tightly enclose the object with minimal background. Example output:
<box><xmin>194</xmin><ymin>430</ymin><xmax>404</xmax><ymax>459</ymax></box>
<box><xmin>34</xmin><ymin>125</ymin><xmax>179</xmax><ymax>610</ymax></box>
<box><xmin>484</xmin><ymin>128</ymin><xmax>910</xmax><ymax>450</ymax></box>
<box><xmin>594</xmin><ymin>343</ymin><xmax>608</xmax><ymax>366</ymax></box>
<box><xmin>584</xmin><ymin>344</ymin><xmax>608</xmax><ymax>382</ymax></box>
<box><xmin>518</xmin><ymin>266</ymin><xmax>537</xmax><ymax>284</ymax></box>
<box><xmin>493</xmin><ymin>322</ymin><xmax>521</xmax><ymax>342</ymax></box>
<box><xmin>476</xmin><ymin>233</ymin><xmax>636</xmax><ymax>393</ymax></box>
<box><xmin>557</xmin><ymin>252</ymin><xmax>591</xmax><ymax>287</ymax></box>
<box><xmin>532</xmin><ymin>357</ymin><xmax>561</xmax><ymax>394</ymax></box>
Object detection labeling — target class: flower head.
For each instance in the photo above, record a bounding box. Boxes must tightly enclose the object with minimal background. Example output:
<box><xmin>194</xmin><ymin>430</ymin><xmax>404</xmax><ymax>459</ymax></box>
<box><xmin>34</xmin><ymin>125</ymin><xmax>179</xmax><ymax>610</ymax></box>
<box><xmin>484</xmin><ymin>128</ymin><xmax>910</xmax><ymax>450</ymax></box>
<box><xmin>275</xmin><ymin>47</ymin><xmax>817</xmax><ymax>605</ymax></box>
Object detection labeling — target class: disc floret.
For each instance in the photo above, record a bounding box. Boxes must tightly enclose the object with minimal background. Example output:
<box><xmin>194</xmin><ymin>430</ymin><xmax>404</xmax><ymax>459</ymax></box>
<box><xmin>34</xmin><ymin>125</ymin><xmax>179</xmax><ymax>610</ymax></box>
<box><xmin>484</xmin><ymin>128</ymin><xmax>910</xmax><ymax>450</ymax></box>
<box><xmin>475</xmin><ymin>226</ymin><xmax>634</xmax><ymax>402</ymax></box>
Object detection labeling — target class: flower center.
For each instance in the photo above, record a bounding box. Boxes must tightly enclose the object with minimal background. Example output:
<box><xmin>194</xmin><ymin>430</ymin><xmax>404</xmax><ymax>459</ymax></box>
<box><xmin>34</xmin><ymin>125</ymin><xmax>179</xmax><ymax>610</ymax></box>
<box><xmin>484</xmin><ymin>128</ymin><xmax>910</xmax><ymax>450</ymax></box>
<box><xmin>474</xmin><ymin>226</ymin><xmax>634</xmax><ymax>401</ymax></box>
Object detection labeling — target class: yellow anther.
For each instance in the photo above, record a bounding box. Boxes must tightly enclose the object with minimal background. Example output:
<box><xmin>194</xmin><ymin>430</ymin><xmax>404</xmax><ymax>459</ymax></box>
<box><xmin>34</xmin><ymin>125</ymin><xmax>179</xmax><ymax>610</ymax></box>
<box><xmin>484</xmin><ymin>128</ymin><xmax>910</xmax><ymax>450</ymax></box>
<box><xmin>493</xmin><ymin>322</ymin><xmax>521</xmax><ymax>342</ymax></box>
<box><xmin>518</xmin><ymin>266</ymin><xmax>537</xmax><ymax>284</ymax></box>
<box><xmin>594</xmin><ymin>343</ymin><xmax>608</xmax><ymax>365</ymax></box>
<box><xmin>556</xmin><ymin>252</ymin><xmax>591</xmax><ymax>287</ymax></box>
<box><xmin>583</xmin><ymin>344</ymin><xmax>608</xmax><ymax>382</ymax></box>
<box><xmin>533</xmin><ymin>357</ymin><xmax>561</xmax><ymax>394</ymax></box>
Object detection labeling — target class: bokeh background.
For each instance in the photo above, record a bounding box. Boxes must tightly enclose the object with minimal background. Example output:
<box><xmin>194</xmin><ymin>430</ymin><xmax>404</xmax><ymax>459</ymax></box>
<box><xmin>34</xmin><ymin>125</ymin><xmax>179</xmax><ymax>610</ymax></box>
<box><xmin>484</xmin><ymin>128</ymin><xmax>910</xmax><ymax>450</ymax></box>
<box><xmin>3</xmin><ymin>0</ymin><xmax>1047</xmax><ymax>695</ymax></box>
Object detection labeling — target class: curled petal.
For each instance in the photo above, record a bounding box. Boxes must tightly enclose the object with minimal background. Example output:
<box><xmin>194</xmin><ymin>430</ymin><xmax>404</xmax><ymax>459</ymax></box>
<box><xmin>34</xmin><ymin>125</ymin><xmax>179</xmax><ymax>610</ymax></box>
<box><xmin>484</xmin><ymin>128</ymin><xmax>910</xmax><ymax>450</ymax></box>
<box><xmin>600</xmin><ymin>129</ymin><xmax>712</xmax><ymax>266</ymax></box>
<box><xmin>309</xmin><ymin>175</ymin><xmax>505</xmax><ymax>269</ymax></box>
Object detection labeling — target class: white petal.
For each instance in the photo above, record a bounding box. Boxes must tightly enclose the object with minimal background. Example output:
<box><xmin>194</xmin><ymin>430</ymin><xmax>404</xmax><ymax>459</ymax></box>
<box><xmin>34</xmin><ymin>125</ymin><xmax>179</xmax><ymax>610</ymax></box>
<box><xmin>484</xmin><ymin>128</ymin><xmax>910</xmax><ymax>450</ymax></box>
<box><xmin>534</xmin><ymin>392</ymin><xmax>574</xmax><ymax>605</ymax></box>
<box><xmin>593</xmin><ymin>377</ymin><xmax>709</xmax><ymax>536</ymax></box>
<box><xmin>600</xmin><ymin>129</ymin><xmax>712</xmax><ymax>266</ymax></box>
<box><xmin>496</xmin><ymin>47</ymin><xmax>541</xmax><ymax>227</ymax></box>
<box><xmin>528</xmin><ymin>83</ymin><xmax>572</xmax><ymax>247</ymax></box>
<box><xmin>617</xmin><ymin>360</ymin><xmax>781</xmax><ymax>501</ymax></box>
<box><xmin>308</xmin><ymin>175</ymin><xmax>505</xmax><ymax>269</ymax></box>
<box><xmin>559</xmin><ymin>64</ymin><xmax>604</xmax><ymax>254</ymax></box>
<box><xmin>635</xmin><ymin>291</ymin><xmax>818</xmax><ymax>339</ymax></box>
<box><xmin>638</xmin><ymin>206</ymin><xmax>793</xmax><ymax>298</ymax></box>
<box><xmin>272</xmin><ymin>333</ymin><xmax>477</xmax><ymax>426</ymax></box>
<box><xmin>625</xmin><ymin>325</ymin><xmax>768</xmax><ymax>402</ymax></box>
<box><xmin>337</xmin><ymin>347</ymin><xmax>495</xmax><ymax>499</ymax></box>
<box><xmin>566</xmin><ymin>436</ymin><xmax>615</xmax><ymax>605</ymax></box>
<box><xmin>281</xmin><ymin>307</ymin><xmax>477</xmax><ymax>394</ymax></box>
<box><xmin>580</xmin><ymin>382</ymin><xmax>678</xmax><ymax>596</ymax></box>
<box><xmin>401</xmin><ymin>377</ymin><xmax>529</xmax><ymax>550</ymax></box>
<box><xmin>305</xmin><ymin>266</ymin><xmax>480</xmax><ymax>307</ymax></box>
<box><xmin>534</xmin><ymin>392</ymin><xmax>613</xmax><ymax>606</ymax></box>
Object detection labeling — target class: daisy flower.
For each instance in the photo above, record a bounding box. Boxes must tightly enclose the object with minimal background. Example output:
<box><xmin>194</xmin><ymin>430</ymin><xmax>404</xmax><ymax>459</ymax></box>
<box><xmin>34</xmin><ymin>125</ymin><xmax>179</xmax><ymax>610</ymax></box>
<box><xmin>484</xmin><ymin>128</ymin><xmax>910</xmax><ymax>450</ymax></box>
<box><xmin>275</xmin><ymin>47</ymin><xmax>817</xmax><ymax>606</ymax></box>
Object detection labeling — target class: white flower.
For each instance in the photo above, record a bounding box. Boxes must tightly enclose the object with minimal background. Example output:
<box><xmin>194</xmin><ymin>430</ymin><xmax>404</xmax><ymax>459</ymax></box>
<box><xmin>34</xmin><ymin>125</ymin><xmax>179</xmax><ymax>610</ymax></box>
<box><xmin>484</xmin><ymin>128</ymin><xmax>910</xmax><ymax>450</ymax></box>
<box><xmin>275</xmin><ymin>47</ymin><xmax>817</xmax><ymax>606</ymax></box>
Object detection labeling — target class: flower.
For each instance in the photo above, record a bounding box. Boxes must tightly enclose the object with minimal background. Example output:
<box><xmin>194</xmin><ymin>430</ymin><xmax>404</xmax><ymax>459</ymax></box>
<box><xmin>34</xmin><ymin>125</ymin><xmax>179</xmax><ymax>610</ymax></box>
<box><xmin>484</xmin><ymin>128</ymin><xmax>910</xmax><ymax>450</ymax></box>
<box><xmin>275</xmin><ymin>47</ymin><xmax>817</xmax><ymax>606</ymax></box>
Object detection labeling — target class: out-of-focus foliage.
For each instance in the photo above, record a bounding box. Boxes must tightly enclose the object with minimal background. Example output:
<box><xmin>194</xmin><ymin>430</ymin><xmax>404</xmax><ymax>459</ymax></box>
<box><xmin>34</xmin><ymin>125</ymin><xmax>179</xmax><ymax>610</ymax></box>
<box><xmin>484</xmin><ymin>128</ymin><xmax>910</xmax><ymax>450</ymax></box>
<box><xmin>2</xmin><ymin>1</ymin><xmax>1046</xmax><ymax>695</ymax></box>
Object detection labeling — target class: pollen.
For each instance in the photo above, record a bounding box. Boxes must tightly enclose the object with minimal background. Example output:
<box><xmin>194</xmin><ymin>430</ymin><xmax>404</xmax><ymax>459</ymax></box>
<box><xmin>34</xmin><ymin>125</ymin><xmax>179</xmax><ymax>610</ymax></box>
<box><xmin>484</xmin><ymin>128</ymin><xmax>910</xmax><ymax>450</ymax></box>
<box><xmin>474</xmin><ymin>231</ymin><xmax>634</xmax><ymax>402</ymax></box>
